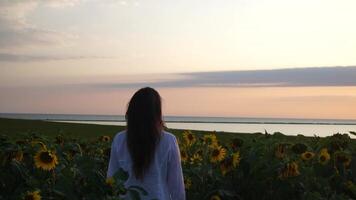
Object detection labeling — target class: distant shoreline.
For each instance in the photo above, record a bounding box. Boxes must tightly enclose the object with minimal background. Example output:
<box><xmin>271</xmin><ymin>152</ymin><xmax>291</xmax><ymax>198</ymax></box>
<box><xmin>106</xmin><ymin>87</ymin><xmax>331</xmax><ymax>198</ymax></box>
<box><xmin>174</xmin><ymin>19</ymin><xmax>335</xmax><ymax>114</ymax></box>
<box><xmin>1</xmin><ymin>112</ymin><xmax>356</xmax><ymax>126</ymax></box>
<box><xmin>53</xmin><ymin>119</ymin><xmax>356</xmax><ymax>126</ymax></box>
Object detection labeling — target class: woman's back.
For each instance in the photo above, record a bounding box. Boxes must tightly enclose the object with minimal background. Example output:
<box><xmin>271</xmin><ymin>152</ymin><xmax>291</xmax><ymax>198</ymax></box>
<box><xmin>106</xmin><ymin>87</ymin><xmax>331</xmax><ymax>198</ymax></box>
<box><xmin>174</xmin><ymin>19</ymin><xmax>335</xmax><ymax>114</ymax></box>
<box><xmin>107</xmin><ymin>130</ymin><xmax>185</xmax><ymax>200</ymax></box>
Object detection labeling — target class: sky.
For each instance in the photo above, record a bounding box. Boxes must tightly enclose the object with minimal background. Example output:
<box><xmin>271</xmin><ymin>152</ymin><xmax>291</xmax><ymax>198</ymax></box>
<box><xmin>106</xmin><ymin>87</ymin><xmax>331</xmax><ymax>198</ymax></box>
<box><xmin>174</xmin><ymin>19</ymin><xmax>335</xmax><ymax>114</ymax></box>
<box><xmin>1</xmin><ymin>0</ymin><xmax>356</xmax><ymax>119</ymax></box>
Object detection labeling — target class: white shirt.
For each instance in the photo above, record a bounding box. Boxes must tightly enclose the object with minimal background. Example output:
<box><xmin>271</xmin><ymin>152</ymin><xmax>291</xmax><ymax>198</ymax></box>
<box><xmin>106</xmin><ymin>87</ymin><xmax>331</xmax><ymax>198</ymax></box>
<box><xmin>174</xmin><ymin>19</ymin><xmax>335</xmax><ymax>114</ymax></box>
<box><xmin>107</xmin><ymin>130</ymin><xmax>186</xmax><ymax>200</ymax></box>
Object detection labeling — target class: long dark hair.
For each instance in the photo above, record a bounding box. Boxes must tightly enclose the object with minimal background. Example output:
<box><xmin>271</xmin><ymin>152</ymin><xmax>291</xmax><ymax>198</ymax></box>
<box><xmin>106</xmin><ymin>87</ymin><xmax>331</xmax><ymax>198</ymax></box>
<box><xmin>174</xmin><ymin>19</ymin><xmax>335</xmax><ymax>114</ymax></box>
<box><xmin>125</xmin><ymin>87</ymin><xmax>163</xmax><ymax>180</ymax></box>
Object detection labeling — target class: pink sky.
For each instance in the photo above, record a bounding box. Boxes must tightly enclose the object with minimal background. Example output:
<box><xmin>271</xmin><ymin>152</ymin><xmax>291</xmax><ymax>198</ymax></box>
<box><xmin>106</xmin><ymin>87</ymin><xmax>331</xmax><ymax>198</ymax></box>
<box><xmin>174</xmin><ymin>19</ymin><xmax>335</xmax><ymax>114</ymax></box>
<box><xmin>1</xmin><ymin>85</ymin><xmax>356</xmax><ymax>119</ymax></box>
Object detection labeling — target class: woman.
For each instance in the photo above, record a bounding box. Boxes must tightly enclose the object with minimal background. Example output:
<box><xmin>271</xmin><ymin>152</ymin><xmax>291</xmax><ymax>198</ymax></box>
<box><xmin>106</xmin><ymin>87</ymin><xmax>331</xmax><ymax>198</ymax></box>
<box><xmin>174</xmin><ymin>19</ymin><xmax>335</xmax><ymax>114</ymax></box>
<box><xmin>107</xmin><ymin>87</ymin><xmax>185</xmax><ymax>200</ymax></box>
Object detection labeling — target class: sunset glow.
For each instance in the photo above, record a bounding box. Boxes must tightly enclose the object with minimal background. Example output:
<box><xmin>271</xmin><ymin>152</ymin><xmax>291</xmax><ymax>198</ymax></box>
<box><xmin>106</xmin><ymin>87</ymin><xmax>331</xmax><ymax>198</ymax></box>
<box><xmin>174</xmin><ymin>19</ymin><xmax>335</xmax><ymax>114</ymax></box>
<box><xmin>1</xmin><ymin>0</ymin><xmax>356</xmax><ymax>119</ymax></box>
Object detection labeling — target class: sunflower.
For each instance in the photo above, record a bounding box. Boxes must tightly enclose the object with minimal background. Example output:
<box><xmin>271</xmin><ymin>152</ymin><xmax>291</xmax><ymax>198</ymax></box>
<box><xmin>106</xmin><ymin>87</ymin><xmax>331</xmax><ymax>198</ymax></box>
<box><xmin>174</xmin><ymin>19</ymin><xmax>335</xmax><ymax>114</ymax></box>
<box><xmin>105</xmin><ymin>177</ymin><xmax>115</xmax><ymax>187</ymax></box>
<box><xmin>320</xmin><ymin>148</ymin><xmax>328</xmax><ymax>153</ymax></box>
<box><xmin>301</xmin><ymin>151</ymin><xmax>315</xmax><ymax>161</ymax></box>
<box><xmin>101</xmin><ymin>136</ymin><xmax>111</xmax><ymax>142</ymax></box>
<box><xmin>279</xmin><ymin>162</ymin><xmax>300</xmax><ymax>179</ymax></box>
<box><xmin>275</xmin><ymin>144</ymin><xmax>287</xmax><ymax>159</ymax></box>
<box><xmin>34</xmin><ymin>150</ymin><xmax>58</xmax><ymax>171</ymax></box>
<box><xmin>203</xmin><ymin>134</ymin><xmax>218</xmax><ymax>147</ymax></box>
<box><xmin>319</xmin><ymin>148</ymin><xmax>330</xmax><ymax>165</ymax></box>
<box><xmin>210</xmin><ymin>146</ymin><xmax>226</xmax><ymax>163</ymax></box>
<box><xmin>232</xmin><ymin>152</ymin><xmax>240</xmax><ymax>168</ymax></box>
<box><xmin>184</xmin><ymin>177</ymin><xmax>192</xmax><ymax>189</ymax></box>
<box><xmin>183</xmin><ymin>130</ymin><xmax>196</xmax><ymax>146</ymax></box>
<box><xmin>210</xmin><ymin>195</ymin><xmax>221</xmax><ymax>200</ymax></box>
<box><xmin>180</xmin><ymin>150</ymin><xmax>188</xmax><ymax>163</ymax></box>
<box><xmin>24</xmin><ymin>190</ymin><xmax>41</xmax><ymax>200</ymax></box>
<box><xmin>190</xmin><ymin>153</ymin><xmax>203</xmax><ymax>164</ymax></box>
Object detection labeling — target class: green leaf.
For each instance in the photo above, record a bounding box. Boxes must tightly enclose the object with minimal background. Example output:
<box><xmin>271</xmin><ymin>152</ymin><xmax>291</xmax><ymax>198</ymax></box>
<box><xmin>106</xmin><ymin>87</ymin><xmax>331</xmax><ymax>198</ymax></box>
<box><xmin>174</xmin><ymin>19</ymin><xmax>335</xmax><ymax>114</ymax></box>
<box><xmin>113</xmin><ymin>168</ymin><xmax>129</xmax><ymax>182</ymax></box>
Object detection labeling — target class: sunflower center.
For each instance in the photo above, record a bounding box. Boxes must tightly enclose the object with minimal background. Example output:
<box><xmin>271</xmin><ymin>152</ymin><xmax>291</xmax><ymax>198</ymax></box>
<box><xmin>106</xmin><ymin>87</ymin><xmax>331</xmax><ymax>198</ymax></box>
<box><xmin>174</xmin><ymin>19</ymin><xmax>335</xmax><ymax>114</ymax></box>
<box><xmin>40</xmin><ymin>151</ymin><xmax>54</xmax><ymax>164</ymax></box>
<box><xmin>24</xmin><ymin>194</ymin><xmax>35</xmax><ymax>200</ymax></box>
<box><xmin>305</xmin><ymin>153</ymin><xmax>311</xmax><ymax>158</ymax></box>
<box><xmin>188</xmin><ymin>134</ymin><xmax>194</xmax><ymax>141</ymax></box>
<box><xmin>212</xmin><ymin>149</ymin><xmax>220</xmax><ymax>157</ymax></box>
<box><xmin>320</xmin><ymin>155</ymin><xmax>326</xmax><ymax>162</ymax></box>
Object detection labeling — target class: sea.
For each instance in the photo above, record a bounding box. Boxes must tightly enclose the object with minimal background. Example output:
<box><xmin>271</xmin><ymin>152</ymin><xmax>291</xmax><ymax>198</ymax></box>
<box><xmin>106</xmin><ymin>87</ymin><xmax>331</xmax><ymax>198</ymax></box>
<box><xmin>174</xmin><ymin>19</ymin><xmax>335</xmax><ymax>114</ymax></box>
<box><xmin>1</xmin><ymin>113</ymin><xmax>356</xmax><ymax>138</ymax></box>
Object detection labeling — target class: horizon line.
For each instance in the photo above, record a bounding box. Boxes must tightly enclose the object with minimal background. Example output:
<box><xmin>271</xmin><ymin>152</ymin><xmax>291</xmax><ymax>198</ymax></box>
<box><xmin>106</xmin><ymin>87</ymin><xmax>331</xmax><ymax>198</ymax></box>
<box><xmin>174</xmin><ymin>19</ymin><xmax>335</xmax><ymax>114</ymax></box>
<box><xmin>1</xmin><ymin>112</ymin><xmax>356</xmax><ymax>122</ymax></box>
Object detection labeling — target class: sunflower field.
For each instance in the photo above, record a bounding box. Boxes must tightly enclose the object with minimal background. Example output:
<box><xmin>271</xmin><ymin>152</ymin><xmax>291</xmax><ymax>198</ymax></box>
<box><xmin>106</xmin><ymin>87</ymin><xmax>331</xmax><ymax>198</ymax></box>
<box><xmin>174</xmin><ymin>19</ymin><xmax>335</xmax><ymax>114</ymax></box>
<box><xmin>180</xmin><ymin>131</ymin><xmax>356</xmax><ymax>200</ymax></box>
<box><xmin>0</xmin><ymin>134</ymin><xmax>146</xmax><ymax>200</ymax></box>
<box><xmin>1</xmin><ymin>130</ymin><xmax>356</xmax><ymax>200</ymax></box>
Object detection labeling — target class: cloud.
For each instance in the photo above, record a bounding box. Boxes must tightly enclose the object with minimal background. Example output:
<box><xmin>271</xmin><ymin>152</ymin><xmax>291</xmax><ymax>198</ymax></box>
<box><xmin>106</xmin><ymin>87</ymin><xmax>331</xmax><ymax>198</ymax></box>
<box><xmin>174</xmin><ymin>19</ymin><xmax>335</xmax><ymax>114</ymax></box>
<box><xmin>182</xmin><ymin>66</ymin><xmax>356</xmax><ymax>87</ymax></box>
<box><xmin>0</xmin><ymin>23</ymin><xmax>75</xmax><ymax>50</ymax></box>
<box><xmin>42</xmin><ymin>0</ymin><xmax>81</xmax><ymax>8</ymax></box>
<box><xmin>0</xmin><ymin>53</ymin><xmax>114</xmax><ymax>62</ymax></box>
<box><xmin>92</xmin><ymin>66</ymin><xmax>356</xmax><ymax>88</ymax></box>
<box><xmin>0</xmin><ymin>1</ymin><xmax>79</xmax><ymax>51</ymax></box>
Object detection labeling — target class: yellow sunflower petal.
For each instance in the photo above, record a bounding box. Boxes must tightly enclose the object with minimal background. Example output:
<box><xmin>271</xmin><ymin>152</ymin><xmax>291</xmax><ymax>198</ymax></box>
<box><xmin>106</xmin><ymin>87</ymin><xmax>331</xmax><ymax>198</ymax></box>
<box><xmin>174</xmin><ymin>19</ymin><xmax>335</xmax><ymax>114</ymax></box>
<box><xmin>24</xmin><ymin>190</ymin><xmax>41</xmax><ymax>200</ymax></box>
<box><xmin>183</xmin><ymin>130</ymin><xmax>196</xmax><ymax>146</ymax></box>
<box><xmin>210</xmin><ymin>146</ymin><xmax>226</xmax><ymax>163</ymax></box>
<box><xmin>210</xmin><ymin>195</ymin><xmax>221</xmax><ymax>200</ymax></box>
<box><xmin>34</xmin><ymin>150</ymin><xmax>58</xmax><ymax>171</ymax></box>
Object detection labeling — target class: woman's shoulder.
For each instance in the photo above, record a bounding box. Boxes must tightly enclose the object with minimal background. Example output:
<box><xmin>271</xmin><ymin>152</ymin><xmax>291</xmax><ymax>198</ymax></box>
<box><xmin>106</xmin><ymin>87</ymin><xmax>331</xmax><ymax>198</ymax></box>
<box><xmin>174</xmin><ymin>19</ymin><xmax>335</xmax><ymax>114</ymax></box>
<box><xmin>112</xmin><ymin>130</ymin><xmax>127</xmax><ymax>143</ymax></box>
<box><xmin>161</xmin><ymin>131</ymin><xmax>178</xmax><ymax>145</ymax></box>
<box><xmin>162</xmin><ymin>130</ymin><xmax>175</xmax><ymax>138</ymax></box>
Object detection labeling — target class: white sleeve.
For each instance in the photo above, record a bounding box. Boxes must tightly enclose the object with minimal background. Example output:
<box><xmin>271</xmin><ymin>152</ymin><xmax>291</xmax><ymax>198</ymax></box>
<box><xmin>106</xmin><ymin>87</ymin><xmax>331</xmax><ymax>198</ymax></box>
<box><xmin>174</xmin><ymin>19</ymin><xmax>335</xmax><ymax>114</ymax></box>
<box><xmin>167</xmin><ymin>137</ymin><xmax>186</xmax><ymax>200</ymax></box>
<box><xmin>107</xmin><ymin>139</ymin><xmax>119</xmax><ymax>178</ymax></box>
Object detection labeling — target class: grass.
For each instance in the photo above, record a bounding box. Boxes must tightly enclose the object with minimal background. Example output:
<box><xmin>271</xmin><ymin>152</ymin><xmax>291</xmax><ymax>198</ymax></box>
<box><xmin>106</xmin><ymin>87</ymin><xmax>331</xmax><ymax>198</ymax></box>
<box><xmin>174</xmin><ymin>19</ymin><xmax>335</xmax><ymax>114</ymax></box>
<box><xmin>0</xmin><ymin>117</ymin><xmax>243</xmax><ymax>142</ymax></box>
<box><xmin>0</xmin><ymin>117</ymin><xmax>125</xmax><ymax>140</ymax></box>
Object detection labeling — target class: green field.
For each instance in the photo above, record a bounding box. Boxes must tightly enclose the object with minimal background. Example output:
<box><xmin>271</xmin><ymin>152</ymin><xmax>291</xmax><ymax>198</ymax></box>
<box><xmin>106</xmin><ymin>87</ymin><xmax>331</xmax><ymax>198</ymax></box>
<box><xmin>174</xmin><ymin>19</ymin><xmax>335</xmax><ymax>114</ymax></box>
<box><xmin>0</xmin><ymin>117</ymin><xmax>126</xmax><ymax>140</ymax></box>
<box><xmin>0</xmin><ymin>117</ymin><xmax>318</xmax><ymax>144</ymax></box>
